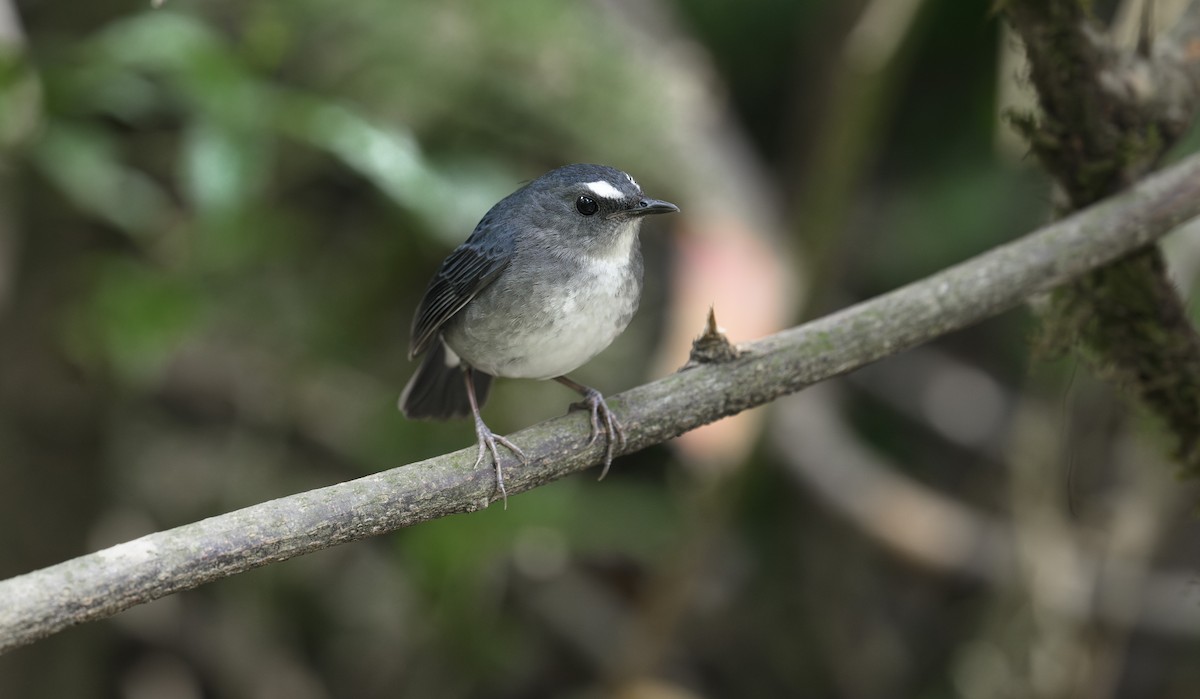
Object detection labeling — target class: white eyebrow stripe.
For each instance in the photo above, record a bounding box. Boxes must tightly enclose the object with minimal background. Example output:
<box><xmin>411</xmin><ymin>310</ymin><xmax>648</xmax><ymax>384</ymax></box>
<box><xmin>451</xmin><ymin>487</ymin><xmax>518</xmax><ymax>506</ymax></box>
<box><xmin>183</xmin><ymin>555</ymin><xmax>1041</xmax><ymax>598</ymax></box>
<box><xmin>625</xmin><ymin>172</ymin><xmax>639</xmax><ymax>189</ymax></box>
<box><xmin>583</xmin><ymin>180</ymin><xmax>623</xmax><ymax>200</ymax></box>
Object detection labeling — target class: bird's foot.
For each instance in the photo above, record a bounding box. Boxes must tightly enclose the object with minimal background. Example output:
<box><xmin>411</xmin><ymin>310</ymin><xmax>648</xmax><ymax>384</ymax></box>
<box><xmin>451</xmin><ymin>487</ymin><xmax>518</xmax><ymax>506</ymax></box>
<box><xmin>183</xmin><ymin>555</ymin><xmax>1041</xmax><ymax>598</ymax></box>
<box><xmin>472</xmin><ymin>415</ymin><xmax>527</xmax><ymax>509</ymax></box>
<box><xmin>570</xmin><ymin>387</ymin><xmax>626</xmax><ymax>480</ymax></box>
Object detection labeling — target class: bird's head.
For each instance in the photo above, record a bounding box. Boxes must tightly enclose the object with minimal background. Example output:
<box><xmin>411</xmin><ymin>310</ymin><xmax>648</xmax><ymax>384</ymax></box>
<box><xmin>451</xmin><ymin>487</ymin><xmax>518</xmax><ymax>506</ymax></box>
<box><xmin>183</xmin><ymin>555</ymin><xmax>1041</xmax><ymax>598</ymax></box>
<box><xmin>516</xmin><ymin>163</ymin><xmax>679</xmax><ymax>257</ymax></box>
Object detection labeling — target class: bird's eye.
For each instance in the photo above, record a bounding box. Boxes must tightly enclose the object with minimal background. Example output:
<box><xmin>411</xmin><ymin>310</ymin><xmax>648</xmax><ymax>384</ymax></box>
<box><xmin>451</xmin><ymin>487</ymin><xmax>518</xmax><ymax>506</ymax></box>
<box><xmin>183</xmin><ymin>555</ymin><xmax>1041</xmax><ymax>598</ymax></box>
<box><xmin>575</xmin><ymin>195</ymin><xmax>599</xmax><ymax>216</ymax></box>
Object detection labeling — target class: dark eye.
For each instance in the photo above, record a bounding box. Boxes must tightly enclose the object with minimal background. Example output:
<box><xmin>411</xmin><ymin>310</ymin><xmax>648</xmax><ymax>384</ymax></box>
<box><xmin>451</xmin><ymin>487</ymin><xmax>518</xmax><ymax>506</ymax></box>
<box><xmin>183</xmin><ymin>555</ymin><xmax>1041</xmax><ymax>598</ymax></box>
<box><xmin>575</xmin><ymin>195</ymin><xmax>599</xmax><ymax>216</ymax></box>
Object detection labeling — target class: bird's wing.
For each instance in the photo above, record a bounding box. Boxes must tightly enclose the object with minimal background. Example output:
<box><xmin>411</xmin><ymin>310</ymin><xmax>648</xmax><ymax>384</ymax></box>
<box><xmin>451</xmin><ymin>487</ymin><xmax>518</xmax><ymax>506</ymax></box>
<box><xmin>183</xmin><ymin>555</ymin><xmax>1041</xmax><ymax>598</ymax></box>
<box><xmin>409</xmin><ymin>237</ymin><xmax>512</xmax><ymax>358</ymax></box>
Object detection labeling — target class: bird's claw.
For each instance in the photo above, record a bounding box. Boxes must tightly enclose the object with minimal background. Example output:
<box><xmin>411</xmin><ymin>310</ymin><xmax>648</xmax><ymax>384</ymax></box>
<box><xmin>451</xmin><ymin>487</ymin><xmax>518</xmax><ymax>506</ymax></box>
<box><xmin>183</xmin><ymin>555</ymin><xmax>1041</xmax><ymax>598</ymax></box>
<box><xmin>472</xmin><ymin>415</ymin><xmax>526</xmax><ymax>509</ymax></box>
<box><xmin>570</xmin><ymin>388</ymin><xmax>626</xmax><ymax>480</ymax></box>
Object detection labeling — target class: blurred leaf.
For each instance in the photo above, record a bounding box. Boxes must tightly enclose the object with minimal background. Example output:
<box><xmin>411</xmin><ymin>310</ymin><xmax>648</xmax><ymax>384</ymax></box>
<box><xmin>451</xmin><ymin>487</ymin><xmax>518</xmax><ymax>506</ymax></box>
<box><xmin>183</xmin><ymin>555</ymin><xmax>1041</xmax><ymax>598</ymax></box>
<box><xmin>54</xmin><ymin>59</ymin><xmax>165</xmax><ymax>123</ymax></box>
<box><xmin>181</xmin><ymin>119</ymin><xmax>273</xmax><ymax>218</ymax></box>
<box><xmin>31</xmin><ymin>122</ymin><xmax>174</xmax><ymax>236</ymax></box>
<box><xmin>75</xmin><ymin>10</ymin><xmax>511</xmax><ymax>242</ymax></box>
<box><xmin>89</xmin><ymin>10</ymin><xmax>229</xmax><ymax>80</ymax></box>
<box><xmin>277</xmin><ymin>93</ymin><xmax>512</xmax><ymax>241</ymax></box>
<box><xmin>84</xmin><ymin>11</ymin><xmax>272</xmax><ymax>130</ymax></box>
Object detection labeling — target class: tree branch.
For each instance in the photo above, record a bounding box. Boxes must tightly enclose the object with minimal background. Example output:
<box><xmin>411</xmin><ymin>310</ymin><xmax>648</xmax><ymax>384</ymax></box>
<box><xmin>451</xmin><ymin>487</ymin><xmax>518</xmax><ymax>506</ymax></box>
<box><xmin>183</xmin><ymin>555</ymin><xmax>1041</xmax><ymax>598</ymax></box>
<box><xmin>1115</xmin><ymin>1</ymin><xmax>1200</xmax><ymax>144</ymax></box>
<box><xmin>2</xmin><ymin>152</ymin><xmax>1200</xmax><ymax>654</ymax></box>
<box><xmin>1002</xmin><ymin>0</ymin><xmax>1200</xmax><ymax>204</ymax></box>
<box><xmin>1002</xmin><ymin>0</ymin><xmax>1200</xmax><ymax>474</ymax></box>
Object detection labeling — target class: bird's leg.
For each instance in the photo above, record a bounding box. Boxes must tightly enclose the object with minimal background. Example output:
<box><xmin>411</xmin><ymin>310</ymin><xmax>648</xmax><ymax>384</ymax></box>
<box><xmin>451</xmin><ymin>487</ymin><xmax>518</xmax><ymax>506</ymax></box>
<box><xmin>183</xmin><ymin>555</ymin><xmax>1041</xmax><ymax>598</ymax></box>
<box><xmin>554</xmin><ymin>375</ymin><xmax>626</xmax><ymax>480</ymax></box>
<box><xmin>465</xmin><ymin>368</ymin><xmax>526</xmax><ymax>508</ymax></box>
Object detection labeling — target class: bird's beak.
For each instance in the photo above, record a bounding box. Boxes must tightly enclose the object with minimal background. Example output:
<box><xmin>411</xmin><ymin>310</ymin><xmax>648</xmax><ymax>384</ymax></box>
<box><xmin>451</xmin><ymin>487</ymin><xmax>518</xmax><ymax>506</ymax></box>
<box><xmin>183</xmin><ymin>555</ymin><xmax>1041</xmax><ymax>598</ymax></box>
<box><xmin>610</xmin><ymin>198</ymin><xmax>680</xmax><ymax>219</ymax></box>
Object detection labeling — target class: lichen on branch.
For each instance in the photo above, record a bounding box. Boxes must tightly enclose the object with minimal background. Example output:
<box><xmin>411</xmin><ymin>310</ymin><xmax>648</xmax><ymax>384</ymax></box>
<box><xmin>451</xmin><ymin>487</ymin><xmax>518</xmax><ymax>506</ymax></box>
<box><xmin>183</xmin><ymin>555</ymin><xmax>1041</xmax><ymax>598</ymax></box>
<box><xmin>1002</xmin><ymin>0</ymin><xmax>1200</xmax><ymax>476</ymax></box>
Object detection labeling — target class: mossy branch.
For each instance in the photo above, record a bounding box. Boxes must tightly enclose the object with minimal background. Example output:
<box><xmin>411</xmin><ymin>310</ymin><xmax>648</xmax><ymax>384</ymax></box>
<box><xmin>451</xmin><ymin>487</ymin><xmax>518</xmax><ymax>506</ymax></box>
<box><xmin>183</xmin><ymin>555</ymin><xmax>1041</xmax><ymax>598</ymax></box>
<box><xmin>2</xmin><ymin>152</ymin><xmax>1200</xmax><ymax>654</ymax></box>
<box><xmin>1002</xmin><ymin>0</ymin><xmax>1200</xmax><ymax>474</ymax></box>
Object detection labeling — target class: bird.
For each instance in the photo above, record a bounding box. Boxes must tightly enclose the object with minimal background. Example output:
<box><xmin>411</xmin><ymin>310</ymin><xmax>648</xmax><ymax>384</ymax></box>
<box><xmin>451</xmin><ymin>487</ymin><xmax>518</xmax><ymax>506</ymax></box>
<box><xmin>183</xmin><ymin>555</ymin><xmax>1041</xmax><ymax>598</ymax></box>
<box><xmin>399</xmin><ymin>163</ymin><xmax>679</xmax><ymax>504</ymax></box>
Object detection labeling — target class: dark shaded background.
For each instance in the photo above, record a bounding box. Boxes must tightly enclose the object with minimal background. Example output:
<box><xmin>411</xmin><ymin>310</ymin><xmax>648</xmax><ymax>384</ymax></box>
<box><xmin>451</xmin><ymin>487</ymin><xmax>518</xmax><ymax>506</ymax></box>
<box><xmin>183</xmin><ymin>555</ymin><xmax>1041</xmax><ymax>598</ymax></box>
<box><xmin>2</xmin><ymin>0</ymin><xmax>1200</xmax><ymax>697</ymax></box>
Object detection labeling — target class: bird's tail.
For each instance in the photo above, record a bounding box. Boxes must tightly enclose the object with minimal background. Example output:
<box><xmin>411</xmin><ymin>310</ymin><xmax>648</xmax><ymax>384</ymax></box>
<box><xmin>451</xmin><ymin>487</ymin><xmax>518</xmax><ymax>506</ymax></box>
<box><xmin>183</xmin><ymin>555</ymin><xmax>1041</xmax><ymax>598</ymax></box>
<box><xmin>399</xmin><ymin>341</ymin><xmax>493</xmax><ymax>420</ymax></box>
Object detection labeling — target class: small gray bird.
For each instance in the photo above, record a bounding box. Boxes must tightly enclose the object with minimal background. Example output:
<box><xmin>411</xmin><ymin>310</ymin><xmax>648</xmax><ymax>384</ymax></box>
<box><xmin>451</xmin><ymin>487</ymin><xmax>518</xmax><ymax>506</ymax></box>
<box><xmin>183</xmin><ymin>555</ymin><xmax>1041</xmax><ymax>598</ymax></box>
<box><xmin>400</xmin><ymin>164</ymin><xmax>679</xmax><ymax>502</ymax></box>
